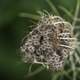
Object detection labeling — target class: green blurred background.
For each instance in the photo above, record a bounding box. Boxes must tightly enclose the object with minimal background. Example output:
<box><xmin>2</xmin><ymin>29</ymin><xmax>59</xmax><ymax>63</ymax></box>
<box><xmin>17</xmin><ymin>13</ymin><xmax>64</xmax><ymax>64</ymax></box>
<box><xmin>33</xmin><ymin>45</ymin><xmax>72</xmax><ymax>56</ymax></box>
<box><xmin>0</xmin><ymin>0</ymin><xmax>80</xmax><ymax>80</ymax></box>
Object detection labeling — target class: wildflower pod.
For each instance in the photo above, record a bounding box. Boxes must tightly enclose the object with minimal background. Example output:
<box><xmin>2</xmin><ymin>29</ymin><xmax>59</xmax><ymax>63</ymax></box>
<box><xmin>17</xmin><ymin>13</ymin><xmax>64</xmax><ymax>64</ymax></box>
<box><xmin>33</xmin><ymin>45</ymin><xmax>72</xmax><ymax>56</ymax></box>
<box><xmin>20</xmin><ymin>13</ymin><xmax>76</xmax><ymax>71</ymax></box>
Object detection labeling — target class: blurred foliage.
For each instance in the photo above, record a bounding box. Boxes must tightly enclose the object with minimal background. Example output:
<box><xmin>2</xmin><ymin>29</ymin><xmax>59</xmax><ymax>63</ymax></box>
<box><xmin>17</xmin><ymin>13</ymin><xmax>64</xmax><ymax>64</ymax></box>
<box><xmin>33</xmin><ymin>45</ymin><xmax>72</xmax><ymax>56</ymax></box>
<box><xmin>0</xmin><ymin>0</ymin><xmax>80</xmax><ymax>80</ymax></box>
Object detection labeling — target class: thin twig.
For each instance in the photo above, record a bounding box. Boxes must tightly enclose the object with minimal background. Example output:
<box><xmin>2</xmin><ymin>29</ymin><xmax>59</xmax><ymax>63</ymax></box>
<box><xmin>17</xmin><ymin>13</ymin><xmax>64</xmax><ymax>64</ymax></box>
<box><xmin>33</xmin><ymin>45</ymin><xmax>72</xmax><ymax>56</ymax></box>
<box><xmin>26</xmin><ymin>66</ymin><xmax>45</xmax><ymax>78</ymax></box>
<box><xmin>19</xmin><ymin>13</ymin><xmax>40</xmax><ymax>20</ymax></box>
<box><xmin>72</xmin><ymin>0</ymin><xmax>80</xmax><ymax>27</ymax></box>
<box><xmin>59</xmin><ymin>6</ymin><xmax>80</xmax><ymax>22</ymax></box>
<box><xmin>46</xmin><ymin>0</ymin><xmax>60</xmax><ymax>16</ymax></box>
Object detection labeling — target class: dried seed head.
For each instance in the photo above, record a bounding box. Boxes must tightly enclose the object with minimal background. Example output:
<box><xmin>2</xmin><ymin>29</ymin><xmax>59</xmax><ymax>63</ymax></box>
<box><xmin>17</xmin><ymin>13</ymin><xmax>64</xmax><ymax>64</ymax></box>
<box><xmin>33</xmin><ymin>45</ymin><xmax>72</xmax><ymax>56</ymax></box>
<box><xmin>20</xmin><ymin>13</ymin><xmax>76</xmax><ymax>71</ymax></box>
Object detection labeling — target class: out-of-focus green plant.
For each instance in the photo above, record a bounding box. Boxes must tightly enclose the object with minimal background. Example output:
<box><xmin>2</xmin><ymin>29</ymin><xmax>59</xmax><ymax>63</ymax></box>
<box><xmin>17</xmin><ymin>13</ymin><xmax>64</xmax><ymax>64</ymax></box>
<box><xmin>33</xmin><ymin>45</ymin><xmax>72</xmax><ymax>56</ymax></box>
<box><xmin>0</xmin><ymin>0</ymin><xmax>80</xmax><ymax>80</ymax></box>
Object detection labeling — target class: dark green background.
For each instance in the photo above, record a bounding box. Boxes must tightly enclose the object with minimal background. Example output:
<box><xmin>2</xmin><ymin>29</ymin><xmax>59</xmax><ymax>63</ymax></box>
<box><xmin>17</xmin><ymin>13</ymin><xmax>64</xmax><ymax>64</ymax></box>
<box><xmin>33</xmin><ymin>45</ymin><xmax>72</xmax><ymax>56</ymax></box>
<box><xmin>0</xmin><ymin>0</ymin><xmax>80</xmax><ymax>80</ymax></box>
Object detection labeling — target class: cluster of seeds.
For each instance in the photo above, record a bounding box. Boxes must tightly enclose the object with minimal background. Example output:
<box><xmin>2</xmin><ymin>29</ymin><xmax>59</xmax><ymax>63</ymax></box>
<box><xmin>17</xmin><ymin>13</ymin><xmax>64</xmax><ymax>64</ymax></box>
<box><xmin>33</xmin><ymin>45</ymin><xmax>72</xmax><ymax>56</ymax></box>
<box><xmin>20</xmin><ymin>14</ymin><xmax>76</xmax><ymax>71</ymax></box>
